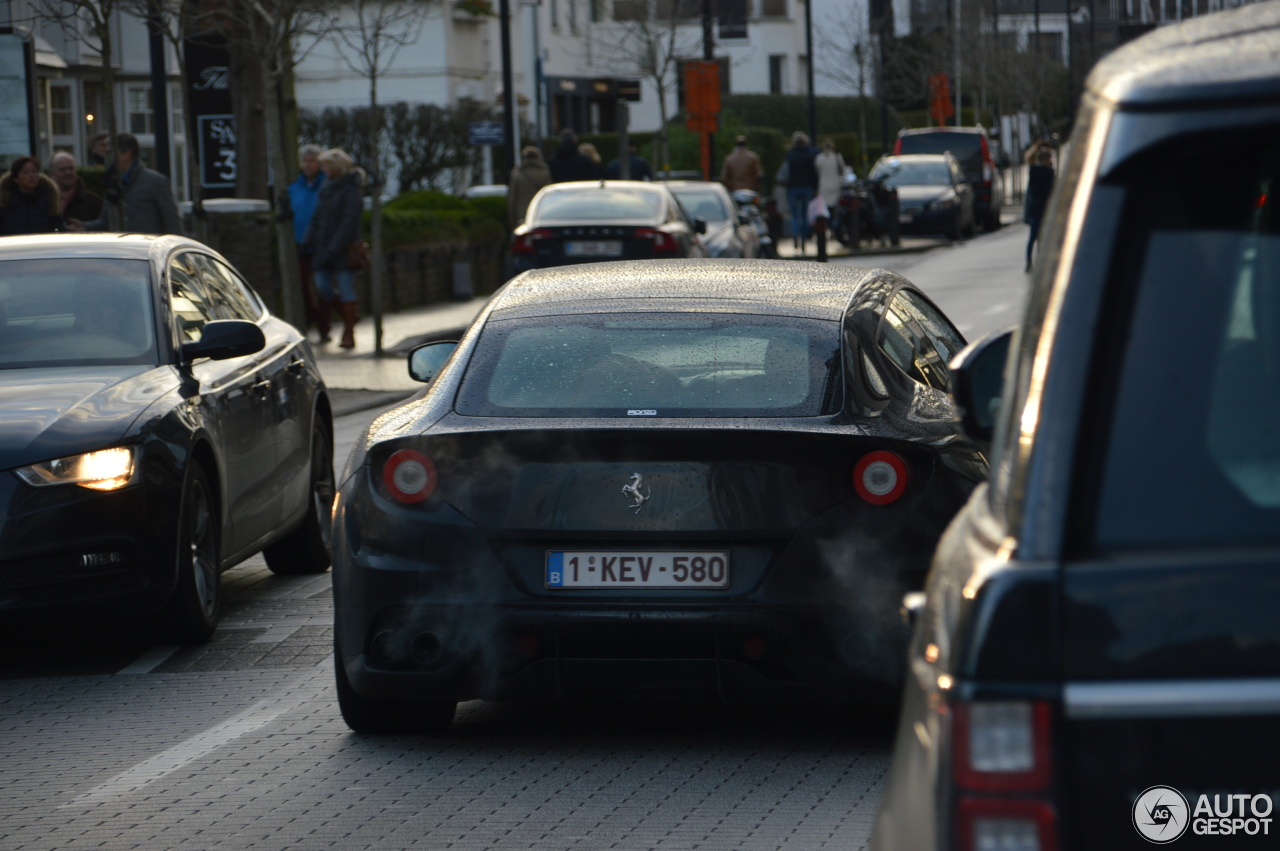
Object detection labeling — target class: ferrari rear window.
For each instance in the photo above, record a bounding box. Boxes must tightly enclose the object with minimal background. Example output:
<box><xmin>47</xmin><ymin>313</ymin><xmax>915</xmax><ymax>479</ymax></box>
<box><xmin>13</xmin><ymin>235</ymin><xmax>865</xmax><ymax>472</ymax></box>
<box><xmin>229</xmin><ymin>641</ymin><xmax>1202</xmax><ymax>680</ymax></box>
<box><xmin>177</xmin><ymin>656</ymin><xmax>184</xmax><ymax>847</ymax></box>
<box><xmin>456</xmin><ymin>313</ymin><xmax>841</xmax><ymax>417</ymax></box>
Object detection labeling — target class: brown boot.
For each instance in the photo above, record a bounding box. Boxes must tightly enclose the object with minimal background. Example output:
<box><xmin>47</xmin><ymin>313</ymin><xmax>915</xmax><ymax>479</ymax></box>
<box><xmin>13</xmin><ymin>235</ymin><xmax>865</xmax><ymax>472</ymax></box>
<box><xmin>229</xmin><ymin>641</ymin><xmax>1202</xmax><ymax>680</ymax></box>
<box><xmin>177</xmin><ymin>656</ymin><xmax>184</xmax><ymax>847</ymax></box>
<box><xmin>316</xmin><ymin>299</ymin><xmax>334</xmax><ymax>344</ymax></box>
<box><xmin>339</xmin><ymin>301</ymin><xmax>358</xmax><ymax>349</ymax></box>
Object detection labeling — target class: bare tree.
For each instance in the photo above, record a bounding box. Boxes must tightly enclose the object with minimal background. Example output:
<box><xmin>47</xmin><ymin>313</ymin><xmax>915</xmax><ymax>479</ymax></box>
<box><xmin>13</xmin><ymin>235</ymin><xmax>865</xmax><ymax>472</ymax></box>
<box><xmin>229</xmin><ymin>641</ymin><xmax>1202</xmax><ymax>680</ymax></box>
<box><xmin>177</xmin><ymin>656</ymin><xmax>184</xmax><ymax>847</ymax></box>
<box><xmin>817</xmin><ymin>0</ymin><xmax>876</xmax><ymax>170</ymax></box>
<box><xmin>212</xmin><ymin>0</ymin><xmax>337</xmax><ymax>330</ymax></box>
<box><xmin>587</xmin><ymin>0</ymin><xmax>701</xmax><ymax>169</ymax></box>
<box><xmin>328</xmin><ymin>0</ymin><xmax>438</xmax><ymax>355</ymax></box>
<box><xmin>31</xmin><ymin>0</ymin><xmax>127</xmax><ymax>226</ymax></box>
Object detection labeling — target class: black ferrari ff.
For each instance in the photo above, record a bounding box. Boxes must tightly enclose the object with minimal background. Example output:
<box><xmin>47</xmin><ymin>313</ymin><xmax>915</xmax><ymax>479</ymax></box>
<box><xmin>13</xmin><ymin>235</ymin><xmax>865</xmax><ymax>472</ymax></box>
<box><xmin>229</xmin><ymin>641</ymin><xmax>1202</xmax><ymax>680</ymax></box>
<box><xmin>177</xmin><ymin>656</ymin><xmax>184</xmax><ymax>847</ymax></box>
<box><xmin>332</xmin><ymin>260</ymin><xmax>987</xmax><ymax>732</ymax></box>
<box><xmin>0</xmin><ymin>234</ymin><xmax>334</xmax><ymax>643</ymax></box>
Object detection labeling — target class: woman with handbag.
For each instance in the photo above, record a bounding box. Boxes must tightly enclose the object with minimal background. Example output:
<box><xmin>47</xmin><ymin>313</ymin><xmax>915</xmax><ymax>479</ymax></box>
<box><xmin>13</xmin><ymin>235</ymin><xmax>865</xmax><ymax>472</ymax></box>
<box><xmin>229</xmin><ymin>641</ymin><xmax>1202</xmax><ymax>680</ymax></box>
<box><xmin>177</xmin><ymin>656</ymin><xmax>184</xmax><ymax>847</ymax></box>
<box><xmin>304</xmin><ymin>148</ymin><xmax>366</xmax><ymax>348</ymax></box>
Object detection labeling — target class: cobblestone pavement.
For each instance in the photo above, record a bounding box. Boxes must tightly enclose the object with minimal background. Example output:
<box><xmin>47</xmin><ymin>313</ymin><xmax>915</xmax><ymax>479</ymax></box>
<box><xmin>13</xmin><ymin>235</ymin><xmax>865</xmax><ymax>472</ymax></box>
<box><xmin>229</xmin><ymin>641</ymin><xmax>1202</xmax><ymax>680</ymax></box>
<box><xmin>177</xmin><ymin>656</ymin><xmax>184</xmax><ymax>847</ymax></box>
<box><xmin>0</xmin><ymin>404</ymin><xmax>893</xmax><ymax>851</ymax></box>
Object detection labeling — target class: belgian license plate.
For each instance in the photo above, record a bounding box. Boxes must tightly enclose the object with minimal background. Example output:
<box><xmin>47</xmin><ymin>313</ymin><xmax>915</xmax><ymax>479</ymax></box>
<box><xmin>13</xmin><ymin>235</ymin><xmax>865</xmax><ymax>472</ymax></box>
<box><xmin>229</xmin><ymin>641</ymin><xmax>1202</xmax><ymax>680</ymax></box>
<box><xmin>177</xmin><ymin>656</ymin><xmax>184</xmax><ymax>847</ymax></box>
<box><xmin>546</xmin><ymin>551</ymin><xmax>729</xmax><ymax>589</ymax></box>
<box><xmin>898</xmin><ymin>213</ymin><xmax>914</xmax><ymax>223</ymax></box>
<box><xmin>565</xmin><ymin>240</ymin><xmax>623</xmax><ymax>257</ymax></box>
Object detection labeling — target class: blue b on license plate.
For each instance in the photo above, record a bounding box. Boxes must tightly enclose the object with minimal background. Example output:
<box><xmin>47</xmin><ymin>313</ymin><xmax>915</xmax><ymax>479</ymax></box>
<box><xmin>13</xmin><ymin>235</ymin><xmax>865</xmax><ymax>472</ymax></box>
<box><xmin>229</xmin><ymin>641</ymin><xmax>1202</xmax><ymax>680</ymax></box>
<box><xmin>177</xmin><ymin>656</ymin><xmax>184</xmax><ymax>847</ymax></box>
<box><xmin>546</xmin><ymin>551</ymin><xmax>729</xmax><ymax>589</ymax></box>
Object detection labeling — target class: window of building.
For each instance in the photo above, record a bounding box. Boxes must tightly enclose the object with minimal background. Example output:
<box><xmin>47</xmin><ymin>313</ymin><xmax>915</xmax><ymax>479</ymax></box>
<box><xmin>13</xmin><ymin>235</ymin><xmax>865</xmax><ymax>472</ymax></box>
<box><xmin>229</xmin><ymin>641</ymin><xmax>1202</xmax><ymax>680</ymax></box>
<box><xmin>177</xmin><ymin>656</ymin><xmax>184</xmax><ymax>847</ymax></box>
<box><xmin>1028</xmin><ymin>32</ymin><xmax>1063</xmax><ymax>63</ymax></box>
<box><xmin>656</xmin><ymin>0</ymin><xmax>699</xmax><ymax>18</ymax></box>
<box><xmin>551</xmin><ymin>0</ymin><xmax>559</xmax><ymax>27</ymax></box>
<box><xmin>50</xmin><ymin>84</ymin><xmax>74</xmax><ymax>137</ymax></box>
<box><xmin>127</xmin><ymin>87</ymin><xmax>154</xmax><ymax>135</ymax></box>
<box><xmin>769</xmin><ymin>55</ymin><xmax>786</xmax><ymax>94</ymax></box>
<box><xmin>614</xmin><ymin>0</ymin><xmax>646</xmax><ymax>18</ymax></box>
<box><xmin>590</xmin><ymin>0</ymin><xmax>603</xmax><ymax>21</ymax></box>
<box><xmin>761</xmin><ymin>0</ymin><xmax>787</xmax><ymax>17</ymax></box>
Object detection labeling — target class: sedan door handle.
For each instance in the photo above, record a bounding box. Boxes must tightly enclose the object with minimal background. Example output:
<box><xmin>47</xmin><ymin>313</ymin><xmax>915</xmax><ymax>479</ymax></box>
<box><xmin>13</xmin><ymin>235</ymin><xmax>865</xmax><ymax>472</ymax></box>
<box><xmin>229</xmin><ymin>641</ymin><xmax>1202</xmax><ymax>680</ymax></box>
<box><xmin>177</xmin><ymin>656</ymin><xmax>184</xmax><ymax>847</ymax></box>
<box><xmin>250</xmin><ymin>377</ymin><xmax>272</xmax><ymax>395</ymax></box>
<box><xmin>286</xmin><ymin>359</ymin><xmax>307</xmax><ymax>375</ymax></box>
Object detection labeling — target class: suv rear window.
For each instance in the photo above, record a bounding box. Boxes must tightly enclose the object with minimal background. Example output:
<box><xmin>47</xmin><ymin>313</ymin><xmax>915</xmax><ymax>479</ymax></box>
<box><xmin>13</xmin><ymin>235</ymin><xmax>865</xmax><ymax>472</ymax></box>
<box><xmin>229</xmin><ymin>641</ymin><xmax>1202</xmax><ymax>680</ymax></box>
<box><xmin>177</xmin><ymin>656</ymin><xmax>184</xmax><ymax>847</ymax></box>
<box><xmin>1091</xmin><ymin>131</ymin><xmax>1280</xmax><ymax>550</ymax></box>
<box><xmin>897</xmin><ymin>132</ymin><xmax>983</xmax><ymax>178</ymax></box>
<box><xmin>456</xmin><ymin>314</ymin><xmax>841</xmax><ymax>417</ymax></box>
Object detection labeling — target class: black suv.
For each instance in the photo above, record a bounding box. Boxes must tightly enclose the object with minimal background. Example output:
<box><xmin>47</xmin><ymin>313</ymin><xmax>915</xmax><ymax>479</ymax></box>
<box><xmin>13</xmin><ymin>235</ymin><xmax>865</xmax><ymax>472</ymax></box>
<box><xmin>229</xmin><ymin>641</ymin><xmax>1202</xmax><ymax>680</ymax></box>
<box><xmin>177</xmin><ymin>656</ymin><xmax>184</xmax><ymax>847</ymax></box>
<box><xmin>895</xmin><ymin>126</ymin><xmax>1003</xmax><ymax>231</ymax></box>
<box><xmin>873</xmin><ymin>5</ymin><xmax>1280</xmax><ymax>850</ymax></box>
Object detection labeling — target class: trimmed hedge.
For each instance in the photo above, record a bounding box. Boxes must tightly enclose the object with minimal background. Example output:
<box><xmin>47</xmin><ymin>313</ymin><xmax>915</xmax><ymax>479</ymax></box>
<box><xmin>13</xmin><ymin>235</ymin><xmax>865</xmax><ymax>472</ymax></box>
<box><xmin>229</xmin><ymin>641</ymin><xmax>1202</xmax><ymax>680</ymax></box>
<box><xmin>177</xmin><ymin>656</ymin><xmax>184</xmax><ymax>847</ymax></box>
<box><xmin>376</xmin><ymin>190</ymin><xmax>507</xmax><ymax>249</ymax></box>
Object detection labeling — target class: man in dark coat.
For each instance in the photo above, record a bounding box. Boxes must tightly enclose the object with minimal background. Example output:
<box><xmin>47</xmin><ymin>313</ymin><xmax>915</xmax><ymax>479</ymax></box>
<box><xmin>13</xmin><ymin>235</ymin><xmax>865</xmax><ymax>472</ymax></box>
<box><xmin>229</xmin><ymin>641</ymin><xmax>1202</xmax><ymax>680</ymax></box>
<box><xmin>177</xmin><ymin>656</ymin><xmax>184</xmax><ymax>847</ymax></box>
<box><xmin>49</xmin><ymin>153</ymin><xmax>103</xmax><ymax>223</ymax></box>
<box><xmin>548</xmin><ymin>130</ymin><xmax>598</xmax><ymax>183</ymax></box>
<box><xmin>605</xmin><ymin>146</ymin><xmax>653</xmax><ymax>181</ymax></box>
<box><xmin>73</xmin><ymin>133</ymin><xmax>184</xmax><ymax>236</ymax></box>
<box><xmin>1023</xmin><ymin>144</ymin><xmax>1056</xmax><ymax>272</ymax></box>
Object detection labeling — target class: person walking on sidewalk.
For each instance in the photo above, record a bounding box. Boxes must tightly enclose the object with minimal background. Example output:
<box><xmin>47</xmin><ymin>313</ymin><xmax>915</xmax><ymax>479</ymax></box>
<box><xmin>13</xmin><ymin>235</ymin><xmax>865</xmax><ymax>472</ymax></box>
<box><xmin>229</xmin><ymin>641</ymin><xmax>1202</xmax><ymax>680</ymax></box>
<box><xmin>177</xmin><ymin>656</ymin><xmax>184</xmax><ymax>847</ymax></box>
<box><xmin>1024</xmin><ymin>144</ymin><xmax>1055</xmax><ymax>272</ymax></box>
<box><xmin>549</xmin><ymin>130</ymin><xmax>598</xmax><ymax>183</ymax></box>
<box><xmin>509</xmin><ymin>146</ymin><xmax>551</xmax><ymax>230</ymax></box>
<box><xmin>49</xmin><ymin>153</ymin><xmax>103</xmax><ymax>223</ymax></box>
<box><xmin>720</xmin><ymin>136</ymin><xmax>762</xmax><ymax>193</ymax></box>
<box><xmin>71</xmin><ymin>134</ymin><xmax>184</xmax><ymax>236</ymax></box>
<box><xmin>784</xmin><ymin>132</ymin><xmax>819</xmax><ymax>255</ymax></box>
<box><xmin>304</xmin><ymin>148</ymin><xmax>365</xmax><ymax>349</ymax></box>
<box><xmin>289</xmin><ymin>144</ymin><xmax>326</xmax><ymax>338</ymax></box>
<box><xmin>0</xmin><ymin>156</ymin><xmax>63</xmax><ymax>236</ymax></box>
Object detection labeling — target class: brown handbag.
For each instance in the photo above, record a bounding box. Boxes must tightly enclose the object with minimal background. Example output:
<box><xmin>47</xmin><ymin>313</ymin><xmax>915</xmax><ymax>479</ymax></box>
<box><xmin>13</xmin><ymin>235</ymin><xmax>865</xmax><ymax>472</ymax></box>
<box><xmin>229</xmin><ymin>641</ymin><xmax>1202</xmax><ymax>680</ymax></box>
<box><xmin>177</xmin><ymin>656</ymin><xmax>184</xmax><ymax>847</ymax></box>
<box><xmin>346</xmin><ymin>240</ymin><xmax>372</xmax><ymax>271</ymax></box>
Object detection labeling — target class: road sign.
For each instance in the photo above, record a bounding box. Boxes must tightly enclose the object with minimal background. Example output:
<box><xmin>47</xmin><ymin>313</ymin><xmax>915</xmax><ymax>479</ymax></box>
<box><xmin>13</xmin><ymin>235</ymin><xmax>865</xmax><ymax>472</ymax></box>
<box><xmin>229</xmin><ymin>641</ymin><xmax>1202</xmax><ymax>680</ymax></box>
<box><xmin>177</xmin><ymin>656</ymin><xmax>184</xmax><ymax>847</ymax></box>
<box><xmin>929</xmin><ymin>74</ymin><xmax>954</xmax><ymax>125</ymax></box>
<box><xmin>469</xmin><ymin>121</ymin><xmax>504</xmax><ymax>146</ymax></box>
<box><xmin>684</xmin><ymin>61</ymin><xmax>721</xmax><ymax>134</ymax></box>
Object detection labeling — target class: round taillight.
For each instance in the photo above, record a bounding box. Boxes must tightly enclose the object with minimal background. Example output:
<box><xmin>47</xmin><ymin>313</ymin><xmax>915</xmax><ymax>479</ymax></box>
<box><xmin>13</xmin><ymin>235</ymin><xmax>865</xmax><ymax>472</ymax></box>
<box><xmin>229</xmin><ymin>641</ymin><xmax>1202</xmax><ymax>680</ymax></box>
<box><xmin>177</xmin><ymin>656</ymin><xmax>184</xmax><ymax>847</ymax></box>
<box><xmin>383</xmin><ymin>449</ymin><xmax>436</xmax><ymax>503</ymax></box>
<box><xmin>854</xmin><ymin>450</ymin><xmax>909</xmax><ymax>505</ymax></box>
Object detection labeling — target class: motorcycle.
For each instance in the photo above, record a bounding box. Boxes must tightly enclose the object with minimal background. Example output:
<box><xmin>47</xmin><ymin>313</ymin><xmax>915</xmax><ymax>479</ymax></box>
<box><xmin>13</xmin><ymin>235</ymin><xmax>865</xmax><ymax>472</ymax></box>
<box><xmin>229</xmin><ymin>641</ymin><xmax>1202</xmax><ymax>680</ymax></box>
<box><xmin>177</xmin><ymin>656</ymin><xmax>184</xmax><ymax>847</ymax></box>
<box><xmin>730</xmin><ymin>189</ymin><xmax>777</xmax><ymax>259</ymax></box>
<box><xmin>835</xmin><ymin>174</ymin><xmax>900</xmax><ymax>249</ymax></box>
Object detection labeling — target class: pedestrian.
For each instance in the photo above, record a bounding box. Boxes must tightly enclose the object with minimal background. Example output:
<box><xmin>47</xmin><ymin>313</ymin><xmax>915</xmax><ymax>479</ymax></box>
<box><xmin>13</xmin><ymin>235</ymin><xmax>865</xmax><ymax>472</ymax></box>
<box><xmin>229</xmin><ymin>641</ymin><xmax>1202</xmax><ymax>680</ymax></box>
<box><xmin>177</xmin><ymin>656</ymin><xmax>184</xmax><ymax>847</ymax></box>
<box><xmin>784</xmin><ymin>131</ymin><xmax>819</xmax><ymax>255</ymax></box>
<box><xmin>719</xmin><ymin>135</ymin><xmax>762</xmax><ymax>193</ymax></box>
<box><xmin>289</xmin><ymin>144</ymin><xmax>327</xmax><ymax>339</ymax></box>
<box><xmin>1024</xmin><ymin>144</ymin><xmax>1055</xmax><ymax>272</ymax></box>
<box><xmin>304</xmin><ymin>148</ymin><xmax>365</xmax><ymax>349</ymax></box>
<box><xmin>548</xmin><ymin>130</ymin><xmax>598</xmax><ymax>183</ymax></box>
<box><xmin>814</xmin><ymin>138</ymin><xmax>846</xmax><ymax>212</ymax></box>
<box><xmin>71</xmin><ymin>133</ymin><xmax>184</xmax><ymax>235</ymax></box>
<box><xmin>578</xmin><ymin>142</ymin><xmax>604</xmax><ymax>179</ymax></box>
<box><xmin>0</xmin><ymin>156</ymin><xmax>63</xmax><ymax>236</ymax></box>
<box><xmin>605</xmin><ymin>145</ymin><xmax>653</xmax><ymax>181</ymax></box>
<box><xmin>87</xmin><ymin>132</ymin><xmax>111</xmax><ymax>167</ymax></box>
<box><xmin>49</xmin><ymin>152</ymin><xmax>103</xmax><ymax>224</ymax></box>
<box><xmin>508</xmin><ymin>145</ymin><xmax>552</xmax><ymax>230</ymax></box>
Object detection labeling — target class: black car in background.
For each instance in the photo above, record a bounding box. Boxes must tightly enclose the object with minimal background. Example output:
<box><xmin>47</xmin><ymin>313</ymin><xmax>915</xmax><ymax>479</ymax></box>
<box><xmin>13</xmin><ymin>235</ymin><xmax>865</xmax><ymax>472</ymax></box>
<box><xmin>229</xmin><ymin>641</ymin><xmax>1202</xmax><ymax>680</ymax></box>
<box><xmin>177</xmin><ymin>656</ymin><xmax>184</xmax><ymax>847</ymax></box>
<box><xmin>0</xmin><ymin>235</ymin><xmax>334</xmax><ymax>642</ymax></box>
<box><xmin>511</xmin><ymin>181</ymin><xmax>708</xmax><ymax>272</ymax></box>
<box><xmin>895</xmin><ymin>126</ymin><xmax>1003</xmax><ymax>231</ymax></box>
<box><xmin>666</xmin><ymin>181</ymin><xmax>761</xmax><ymax>258</ymax></box>
<box><xmin>332</xmin><ymin>259</ymin><xmax>988</xmax><ymax>733</ymax></box>
<box><xmin>870</xmin><ymin>154</ymin><xmax>974</xmax><ymax>241</ymax></box>
<box><xmin>873</xmin><ymin>6</ymin><xmax>1280</xmax><ymax>849</ymax></box>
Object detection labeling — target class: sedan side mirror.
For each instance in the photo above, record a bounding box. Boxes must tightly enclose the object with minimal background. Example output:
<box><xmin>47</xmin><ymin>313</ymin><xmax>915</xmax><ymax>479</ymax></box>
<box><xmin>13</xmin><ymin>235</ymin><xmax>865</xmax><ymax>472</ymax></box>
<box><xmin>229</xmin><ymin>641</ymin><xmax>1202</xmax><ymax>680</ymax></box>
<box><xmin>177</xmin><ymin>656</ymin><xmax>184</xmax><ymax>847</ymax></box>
<box><xmin>948</xmin><ymin>327</ymin><xmax>1013</xmax><ymax>445</ymax></box>
<box><xmin>181</xmin><ymin>319</ymin><xmax>265</xmax><ymax>363</ymax></box>
<box><xmin>408</xmin><ymin>340</ymin><xmax>458</xmax><ymax>383</ymax></box>
<box><xmin>693</xmin><ymin>217</ymin><xmax>707</xmax><ymax>234</ymax></box>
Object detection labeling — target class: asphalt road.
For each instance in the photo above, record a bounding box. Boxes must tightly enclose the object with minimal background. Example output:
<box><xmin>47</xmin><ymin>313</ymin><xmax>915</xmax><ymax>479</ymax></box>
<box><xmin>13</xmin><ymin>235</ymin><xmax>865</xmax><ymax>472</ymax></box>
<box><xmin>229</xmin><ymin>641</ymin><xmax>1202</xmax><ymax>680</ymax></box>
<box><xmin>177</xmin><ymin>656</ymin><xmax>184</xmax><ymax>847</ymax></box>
<box><xmin>0</xmin><ymin>221</ymin><xmax>1031</xmax><ymax>851</ymax></box>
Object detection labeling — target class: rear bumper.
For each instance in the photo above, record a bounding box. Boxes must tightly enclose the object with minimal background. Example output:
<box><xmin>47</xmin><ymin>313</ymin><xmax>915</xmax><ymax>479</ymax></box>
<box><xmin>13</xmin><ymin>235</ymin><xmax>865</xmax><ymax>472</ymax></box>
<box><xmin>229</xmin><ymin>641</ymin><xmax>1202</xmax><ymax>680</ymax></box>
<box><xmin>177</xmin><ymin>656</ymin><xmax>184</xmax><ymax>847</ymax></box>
<box><xmin>340</xmin><ymin>604</ymin><xmax>902</xmax><ymax>705</ymax></box>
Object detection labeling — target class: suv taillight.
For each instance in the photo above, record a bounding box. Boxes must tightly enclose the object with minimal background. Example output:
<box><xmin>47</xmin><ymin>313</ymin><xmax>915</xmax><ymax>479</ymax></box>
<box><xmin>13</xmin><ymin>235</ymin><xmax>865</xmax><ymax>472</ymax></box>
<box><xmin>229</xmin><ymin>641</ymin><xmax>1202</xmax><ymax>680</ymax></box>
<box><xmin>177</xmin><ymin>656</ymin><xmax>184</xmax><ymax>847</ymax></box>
<box><xmin>952</xmin><ymin>700</ymin><xmax>1057</xmax><ymax>851</ymax></box>
<box><xmin>511</xmin><ymin>228</ymin><xmax>552</xmax><ymax>255</ymax></box>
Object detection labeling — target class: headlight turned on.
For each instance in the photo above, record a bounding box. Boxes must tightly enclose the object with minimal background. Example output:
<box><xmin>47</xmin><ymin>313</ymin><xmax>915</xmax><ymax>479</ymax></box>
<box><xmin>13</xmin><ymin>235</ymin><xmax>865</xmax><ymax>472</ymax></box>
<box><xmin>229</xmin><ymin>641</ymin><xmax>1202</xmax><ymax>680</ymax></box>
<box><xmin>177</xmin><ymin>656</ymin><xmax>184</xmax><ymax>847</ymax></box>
<box><xmin>15</xmin><ymin>446</ymin><xmax>139</xmax><ymax>491</ymax></box>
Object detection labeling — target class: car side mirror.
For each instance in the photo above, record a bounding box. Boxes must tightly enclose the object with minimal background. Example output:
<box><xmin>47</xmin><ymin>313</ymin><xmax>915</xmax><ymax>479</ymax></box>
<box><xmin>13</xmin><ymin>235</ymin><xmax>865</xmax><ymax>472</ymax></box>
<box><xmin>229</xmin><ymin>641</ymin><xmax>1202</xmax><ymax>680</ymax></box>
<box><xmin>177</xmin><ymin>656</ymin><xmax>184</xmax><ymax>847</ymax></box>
<box><xmin>948</xmin><ymin>327</ymin><xmax>1013</xmax><ymax>445</ymax></box>
<box><xmin>693</xmin><ymin>217</ymin><xmax>707</xmax><ymax>234</ymax></box>
<box><xmin>181</xmin><ymin>319</ymin><xmax>265</xmax><ymax>363</ymax></box>
<box><xmin>408</xmin><ymin>340</ymin><xmax>458</xmax><ymax>384</ymax></box>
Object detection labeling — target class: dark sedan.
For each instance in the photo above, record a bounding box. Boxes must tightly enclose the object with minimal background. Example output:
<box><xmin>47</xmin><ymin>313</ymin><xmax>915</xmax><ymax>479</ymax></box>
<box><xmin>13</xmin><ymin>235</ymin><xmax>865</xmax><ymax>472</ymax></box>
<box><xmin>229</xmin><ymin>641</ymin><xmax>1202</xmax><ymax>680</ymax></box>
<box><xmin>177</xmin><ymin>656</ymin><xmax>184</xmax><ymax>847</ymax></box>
<box><xmin>511</xmin><ymin>181</ymin><xmax>708</xmax><ymax>272</ymax></box>
<box><xmin>0</xmin><ymin>234</ymin><xmax>334</xmax><ymax>642</ymax></box>
<box><xmin>871</xmin><ymin>154</ymin><xmax>974</xmax><ymax>240</ymax></box>
<box><xmin>332</xmin><ymin>259</ymin><xmax>988</xmax><ymax>732</ymax></box>
<box><xmin>666</xmin><ymin>181</ymin><xmax>761</xmax><ymax>258</ymax></box>
<box><xmin>873</xmin><ymin>6</ymin><xmax>1280</xmax><ymax>850</ymax></box>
